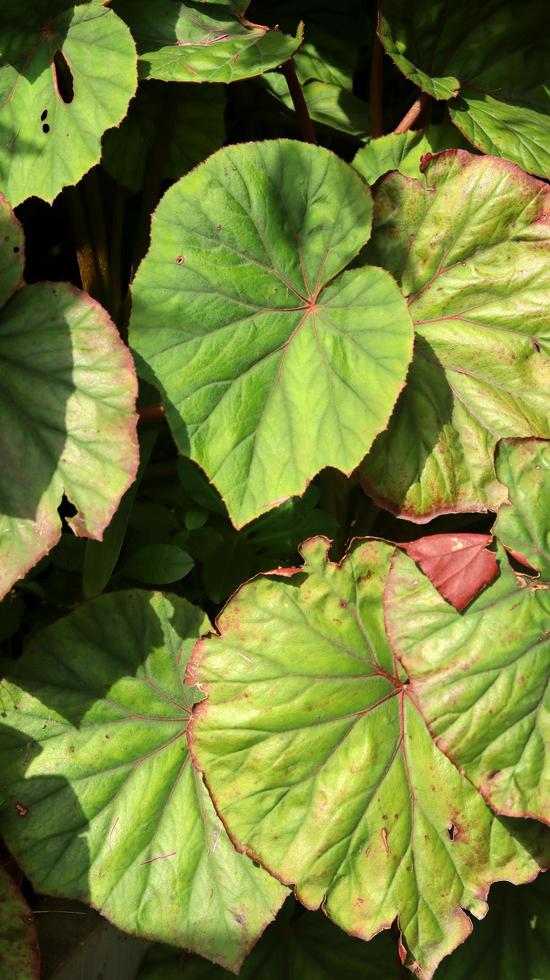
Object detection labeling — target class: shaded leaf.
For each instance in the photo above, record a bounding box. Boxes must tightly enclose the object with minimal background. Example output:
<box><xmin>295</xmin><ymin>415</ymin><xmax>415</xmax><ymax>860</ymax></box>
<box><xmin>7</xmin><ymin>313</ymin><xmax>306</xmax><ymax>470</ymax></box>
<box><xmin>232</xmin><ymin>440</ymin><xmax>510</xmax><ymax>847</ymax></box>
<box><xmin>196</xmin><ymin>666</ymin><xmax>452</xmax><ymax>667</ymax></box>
<box><xmin>130</xmin><ymin>140</ymin><xmax>413</xmax><ymax>528</ymax></box>
<box><xmin>353</xmin><ymin>125</ymin><xmax>468</xmax><ymax>185</ymax></box>
<box><xmin>0</xmin><ymin>1</ymin><xmax>137</xmax><ymax>205</ymax></box>
<box><xmin>261</xmin><ymin>73</ymin><xmax>369</xmax><ymax>138</ymax></box>
<box><xmin>0</xmin><ymin>591</ymin><xmax>287</xmax><ymax>970</ymax></box>
<box><xmin>0</xmin><ymin>864</ymin><xmax>39</xmax><ymax>979</ymax></box>
<box><xmin>379</xmin><ymin>0</ymin><xmax>550</xmax><ymax>178</ymax></box>
<box><xmin>361</xmin><ymin>151</ymin><xmax>550</xmax><ymax>522</ymax></box>
<box><xmin>0</xmin><ymin>196</ymin><xmax>138</xmax><ymax>600</ymax></box>
<box><xmin>386</xmin><ymin>547</ymin><xmax>550</xmax><ymax>824</ymax></box>
<box><xmin>493</xmin><ymin>439</ymin><xmax>550</xmax><ymax>580</ymax></box>
<box><xmin>403</xmin><ymin>534</ymin><xmax>497</xmax><ymax>611</ymax></box>
<box><xmin>121</xmin><ymin>544</ymin><xmax>194</xmax><ymax>585</ymax></box>
<box><xmin>188</xmin><ymin>537</ymin><xmax>548</xmax><ymax>979</ymax></box>
<box><xmin>112</xmin><ymin>0</ymin><xmax>303</xmax><ymax>84</ymax></box>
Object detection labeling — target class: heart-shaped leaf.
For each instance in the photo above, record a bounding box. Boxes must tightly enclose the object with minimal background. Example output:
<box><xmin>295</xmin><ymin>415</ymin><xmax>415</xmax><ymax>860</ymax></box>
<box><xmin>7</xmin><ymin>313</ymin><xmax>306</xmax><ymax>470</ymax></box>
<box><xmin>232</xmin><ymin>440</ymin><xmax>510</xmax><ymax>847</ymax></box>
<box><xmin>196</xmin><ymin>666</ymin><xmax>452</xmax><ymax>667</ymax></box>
<box><xmin>0</xmin><ymin>195</ymin><xmax>138</xmax><ymax>599</ymax></box>
<box><xmin>130</xmin><ymin>140</ymin><xmax>414</xmax><ymax>528</ymax></box>
<box><xmin>0</xmin><ymin>591</ymin><xmax>287</xmax><ymax>970</ymax></box>
<box><xmin>0</xmin><ymin>864</ymin><xmax>39</xmax><ymax>979</ymax></box>
<box><xmin>353</xmin><ymin>125</ymin><xmax>468</xmax><ymax>185</ymax></box>
<box><xmin>361</xmin><ymin>151</ymin><xmax>550</xmax><ymax>522</ymax></box>
<box><xmin>385</xmin><ymin>547</ymin><xmax>550</xmax><ymax>825</ymax></box>
<box><xmin>187</xmin><ymin>537</ymin><xmax>549</xmax><ymax>979</ymax></box>
<box><xmin>403</xmin><ymin>534</ymin><xmax>497</xmax><ymax>611</ymax></box>
<box><xmin>112</xmin><ymin>0</ymin><xmax>303</xmax><ymax>84</ymax></box>
<box><xmin>0</xmin><ymin>1</ymin><xmax>137</xmax><ymax>205</ymax></box>
<box><xmin>379</xmin><ymin>0</ymin><xmax>550</xmax><ymax>179</ymax></box>
<box><xmin>493</xmin><ymin>439</ymin><xmax>550</xmax><ymax>579</ymax></box>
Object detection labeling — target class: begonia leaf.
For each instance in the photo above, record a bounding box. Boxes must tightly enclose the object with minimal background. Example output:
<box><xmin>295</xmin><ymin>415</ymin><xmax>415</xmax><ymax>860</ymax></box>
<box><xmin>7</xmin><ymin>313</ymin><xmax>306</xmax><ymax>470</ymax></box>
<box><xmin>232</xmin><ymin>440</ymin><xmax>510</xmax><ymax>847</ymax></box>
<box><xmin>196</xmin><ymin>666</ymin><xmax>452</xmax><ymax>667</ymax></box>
<box><xmin>361</xmin><ymin>151</ymin><xmax>550</xmax><ymax>522</ymax></box>
<box><xmin>379</xmin><ymin>0</ymin><xmax>550</xmax><ymax>179</ymax></box>
<box><xmin>353</xmin><ymin>125</ymin><xmax>469</xmax><ymax>185</ymax></box>
<box><xmin>0</xmin><ymin>864</ymin><xmax>40</xmax><ymax>979</ymax></box>
<box><xmin>0</xmin><ymin>195</ymin><xmax>138</xmax><ymax>599</ymax></box>
<box><xmin>0</xmin><ymin>1</ymin><xmax>137</xmax><ymax>205</ymax></box>
<box><xmin>187</xmin><ymin>537</ymin><xmax>549</xmax><ymax>979</ymax></box>
<box><xmin>403</xmin><ymin>534</ymin><xmax>497</xmax><ymax>611</ymax></box>
<box><xmin>130</xmin><ymin>140</ymin><xmax>414</xmax><ymax>528</ymax></box>
<box><xmin>493</xmin><ymin>439</ymin><xmax>550</xmax><ymax>580</ymax></box>
<box><xmin>0</xmin><ymin>591</ymin><xmax>287</xmax><ymax>971</ymax></box>
<box><xmin>386</xmin><ymin>546</ymin><xmax>550</xmax><ymax>824</ymax></box>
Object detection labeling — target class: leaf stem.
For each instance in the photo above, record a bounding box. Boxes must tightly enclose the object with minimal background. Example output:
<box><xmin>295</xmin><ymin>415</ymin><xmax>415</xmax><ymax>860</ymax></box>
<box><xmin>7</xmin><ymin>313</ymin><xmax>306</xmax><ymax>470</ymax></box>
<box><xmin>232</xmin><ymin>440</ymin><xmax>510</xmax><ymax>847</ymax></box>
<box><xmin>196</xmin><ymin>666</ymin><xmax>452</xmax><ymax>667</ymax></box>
<box><xmin>138</xmin><ymin>403</ymin><xmax>165</xmax><ymax>424</ymax></box>
<box><xmin>84</xmin><ymin>169</ymin><xmax>110</xmax><ymax>307</ymax></box>
<box><xmin>67</xmin><ymin>187</ymin><xmax>103</xmax><ymax>303</ymax></box>
<box><xmin>281</xmin><ymin>59</ymin><xmax>317</xmax><ymax>145</ymax></box>
<box><xmin>394</xmin><ymin>92</ymin><xmax>430</xmax><ymax>134</ymax></box>
<box><xmin>370</xmin><ymin>14</ymin><xmax>384</xmax><ymax>137</ymax></box>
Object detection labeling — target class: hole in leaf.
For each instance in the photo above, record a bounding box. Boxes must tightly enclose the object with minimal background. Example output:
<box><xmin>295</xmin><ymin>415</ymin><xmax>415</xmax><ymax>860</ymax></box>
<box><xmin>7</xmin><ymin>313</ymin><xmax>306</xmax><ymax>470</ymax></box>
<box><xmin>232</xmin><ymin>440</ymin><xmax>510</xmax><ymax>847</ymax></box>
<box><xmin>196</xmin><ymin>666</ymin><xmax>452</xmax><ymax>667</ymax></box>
<box><xmin>447</xmin><ymin>823</ymin><xmax>456</xmax><ymax>841</ymax></box>
<box><xmin>42</xmin><ymin>123</ymin><xmax>50</xmax><ymax>134</ymax></box>
<box><xmin>53</xmin><ymin>49</ymin><xmax>74</xmax><ymax>104</ymax></box>
<box><xmin>176</xmin><ymin>255</ymin><xmax>185</xmax><ymax>265</ymax></box>
<box><xmin>40</xmin><ymin>108</ymin><xmax>48</xmax><ymax>121</ymax></box>
<box><xmin>13</xmin><ymin>246</ymin><xmax>19</xmax><ymax>253</ymax></box>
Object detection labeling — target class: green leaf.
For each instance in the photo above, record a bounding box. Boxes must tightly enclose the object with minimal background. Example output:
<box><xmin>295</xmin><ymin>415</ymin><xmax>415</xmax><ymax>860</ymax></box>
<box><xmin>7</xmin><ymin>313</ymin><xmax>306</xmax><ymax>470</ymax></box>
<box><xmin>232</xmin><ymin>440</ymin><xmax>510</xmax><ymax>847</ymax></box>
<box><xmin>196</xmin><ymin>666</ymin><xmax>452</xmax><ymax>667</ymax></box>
<box><xmin>138</xmin><ymin>901</ymin><xmax>401</xmax><ymax>979</ymax></box>
<box><xmin>111</xmin><ymin>0</ymin><xmax>303</xmax><ymax>84</ymax></box>
<box><xmin>353</xmin><ymin>125</ymin><xmax>468</xmax><ymax>185</ymax></box>
<box><xmin>130</xmin><ymin>140</ymin><xmax>413</xmax><ymax>528</ymax></box>
<box><xmin>120</xmin><ymin>544</ymin><xmax>194</xmax><ymax>585</ymax></box>
<box><xmin>386</xmin><ymin>545</ymin><xmax>550</xmax><ymax>825</ymax></box>
<box><xmin>0</xmin><ymin>864</ymin><xmax>39</xmax><ymax>979</ymax></box>
<box><xmin>261</xmin><ymin>73</ymin><xmax>369</xmax><ymax>139</ymax></box>
<box><xmin>436</xmin><ymin>875</ymin><xmax>550</xmax><ymax>979</ymax></box>
<box><xmin>0</xmin><ymin>591</ymin><xmax>287</xmax><ymax>970</ymax></box>
<box><xmin>0</xmin><ymin>1</ymin><xmax>137</xmax><ymax>205</ymax></box>
<box><xmin>361</xmin><ymin>151</ymin><xmax>550</xmax><ymax>522</ymax></box>
<box><xmin>493</xmin><ymin>439</ymin><xmax>550</xmax><ymax>580</ymax></box>
<box><xmin>187</xmin><ymin>537</ymin><xmax>549</xmax><ymax>979</ymax></box>
<box><xmin>379</xmin><ymin>0</ymin><xmax>550</xmax><ymax>179</ymax></box>
<box><xmin>102</xmin><ymin>80</ymin><xmax>225</xmax><ymax>193</ymax></box>
<box><xmin>0</xmin><ymin>196</ymin><xmax>138</xmax><ymax>600</ymax></box>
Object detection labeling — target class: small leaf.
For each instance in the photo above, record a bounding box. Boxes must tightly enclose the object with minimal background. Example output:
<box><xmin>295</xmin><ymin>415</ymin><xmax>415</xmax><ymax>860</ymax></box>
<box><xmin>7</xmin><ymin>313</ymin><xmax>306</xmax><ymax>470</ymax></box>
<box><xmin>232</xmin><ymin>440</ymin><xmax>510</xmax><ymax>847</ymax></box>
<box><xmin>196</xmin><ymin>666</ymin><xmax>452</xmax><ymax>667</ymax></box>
<box><xmin>361</xmin><ymin>151</ymin><xmax>550</xmax><ymax>521</ymax></box>
<box><xmin>403</xmin><ymin>534</ymin><xmax>498</xmax><ymax>611</ymax></box>
<box><xmin>112</xmin><ymin>0</ymin><xmax>303</xmax><ymax>84</ymax></box>
<box><xmin>0</xmin><ymin>591</ymin><xmax>287</xmax><ymax>970</ymax></box>
<box><xmin>121</xmin><ymin>544</ymin><xmax>194</xmax><ymax>584</ymax></box>
<box><xmin>0</xmin><ymin>864</ymin><xmax>40</xmax><ymax>979</ymax></box>
<box><xmin>353</xmin><ymin>125</ymin><xmax>469</xmax><ymax>185</ymax></box>
<box><xmin>188</xmin><ymin>538</ymin><xmax>548</xmax><ymax>979</ymax></box>
<box><xmin>130</xmin><ymin>140</ymin><xmax>414</xmax><ymax>528</ymax></box>
<box><xmin>0</xmin><ymin>2</ymin><xmax>138</xmax><ymax>205</ymax></box>
<box><xmin>493</xmin><ymin>439</ymin><xmax>550</xmax><ymax>580</ymax></box>
<box><xmin>386</xmin><ymin>546</ymin><xmax>550</xmax><ymax>824</ymax></box>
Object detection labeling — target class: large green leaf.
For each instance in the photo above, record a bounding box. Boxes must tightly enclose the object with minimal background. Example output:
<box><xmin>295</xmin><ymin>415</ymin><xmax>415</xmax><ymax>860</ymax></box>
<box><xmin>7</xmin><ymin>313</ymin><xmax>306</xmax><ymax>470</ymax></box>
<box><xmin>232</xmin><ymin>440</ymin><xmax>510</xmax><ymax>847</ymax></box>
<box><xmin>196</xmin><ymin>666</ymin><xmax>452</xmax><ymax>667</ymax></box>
<box><xmin>130</xmin><ymin>140</ymin><xmax>413</xmax><ymax>528</ymax></box>
<box><xmin>0</xmin><ymin>591</ymin><xmax>287</xmax><ymax>970</ymax></box>
<box><xmin>386</xmin><ymin>545</ymin><xmax>549</xmax><ymax>825</ymax></box>
<box><xmin>138</xmin><ymin>902</ymin><xmax>401</xmax><ymax>979</ymax></box>
<box><xmin>102</xmin><ymin>80</ymin><xmax>225</xmax><ymax>193</ymax></box>
<box><xmin>187</xmin><ymin>537</ymin><xmax>549</xmax><ymax>979</ymax></box>
<box><xmin>0</xmin><ymin>1</ymin><xmax>137</xmax><ymax>205</ymax></box>
<box><xmin>0</xmin><ymin>865</ymin><xmax>39</xmax><ymax>979</ymax></box>
<box><xmin>112</xmin><ymin>0</ymin><xmax>302</xmax><ymax>84</ymax></box>
<box><xmin>378</xmin><ymin>0</ymin><xmax>550</xmax><ymax>179</ymax></box>
<box><xmin>0</xmin><ymin>195</ymin><xmax>138</xmax><ymax>600</ymax></box>
<box><xmin>361</xmin><ymin>151</ymin><xmax>550</xmax><ymax>522</ymax></box>
<box><xmin>353</xmin><ymin>125</ymin><xmax>468</xmax><ymax>185</ymax></box>
<box><xmin>493</xmin><ymin>439</ymin><xmax>550</xmax><ymax>579</ymax></box>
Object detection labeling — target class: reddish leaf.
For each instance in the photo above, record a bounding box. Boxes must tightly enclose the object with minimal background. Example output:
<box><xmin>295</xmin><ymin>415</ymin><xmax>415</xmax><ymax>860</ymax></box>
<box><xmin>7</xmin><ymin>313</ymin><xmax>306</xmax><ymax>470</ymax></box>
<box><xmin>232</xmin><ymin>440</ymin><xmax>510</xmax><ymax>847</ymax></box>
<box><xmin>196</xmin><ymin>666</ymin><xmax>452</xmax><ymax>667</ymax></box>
<box><xmin>403</xmin><ymin>534</ymin><xmax>498</xmax><ymax>610</ymax></box>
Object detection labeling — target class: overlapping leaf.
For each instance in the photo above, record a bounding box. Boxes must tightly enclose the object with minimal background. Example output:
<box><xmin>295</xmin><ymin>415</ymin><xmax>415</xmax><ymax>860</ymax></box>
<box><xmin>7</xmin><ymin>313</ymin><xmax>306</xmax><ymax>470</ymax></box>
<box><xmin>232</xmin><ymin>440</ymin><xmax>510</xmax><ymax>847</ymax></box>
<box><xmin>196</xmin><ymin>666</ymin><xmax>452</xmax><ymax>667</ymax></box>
<box><xmin>112</xmin><ymin>0</ymin><xmax>302</xmax><ymax>84</ymax></box>
<box><xmin>0</xmin><ymin>865</ymin><xmax>39</xmax><ymax>979</ymax></box>
<box><xmin>0</xmin><ymin>195</ymin><xmax>138</xmax><ymax>600</ymax></box>
<box><xmin>0</xmin><ymin>591</ymin><xmax>287</xmax><ymax>970</ymax></box>
<box><xmin>0</xmin><ymin>1</ymin><xmax>137</xmax><ymax>205</ymax></box>
<box><xmin>386</xmin><ymin>546</ymin><xmax>549</xmax><ymax>824</ymax></box>
<box><xmin>353</xmin><ymin>125</ymin><xmax>468</xmax><ymax>185</ymax></box>
<box><xmin>403</xmin><ymin>534</ymin><xmax>497</xmax><ymax>611</ymax></box>
<box><xmin>494</xmin><ymin>439</ymin><xmax>550</xmax><ymax>578</ymax></box>
<box><xmin>361</xmin><ymin>151</ymin><xmax>550</xmax><ymax>521</ymax></box>
<box><xmin>188</xmin><ymin>537</ymin><xmax>549</xmax><ymax>979</ymax></box>
<box><xmin>261</xmin><ymin>73</ymin><xmax>369</xmax><ymax>139</ymax></box>
<box><xmin>379</xmin><ymin>0</ymin><xmax>550</xmax><ymax>178</ymax></box>
<box><xmin>130</xmin><ymin>140</ymin><xmax>414</xmax><ymax>528</ymax></box>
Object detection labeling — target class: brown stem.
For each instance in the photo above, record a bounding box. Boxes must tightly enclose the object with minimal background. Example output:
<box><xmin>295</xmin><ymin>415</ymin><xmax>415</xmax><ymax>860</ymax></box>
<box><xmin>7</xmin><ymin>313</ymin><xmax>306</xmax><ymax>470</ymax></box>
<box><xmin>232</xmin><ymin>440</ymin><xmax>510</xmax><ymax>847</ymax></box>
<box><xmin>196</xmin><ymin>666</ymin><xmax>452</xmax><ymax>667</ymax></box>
<box><xmin>281</xmin><ymin>59</ymin><xmax>317</xmax><ymax>145</ymax></box>
<box><xmin>394</xmin><ymin>92</ymin><xmax>430</xmax><ymax>134</ymax></box>
<box><xmin>67</xmin><ymin>187</ymin><xmax>103</xmax><ymax>303</ymax></box>
<box><xmin>84</xmin><ymin>170</ymin><xmax>110</xmax><ymax>307</ymax></box>
<box><xmin>370</xmin><ymin>17</ymin><xmax>384</xmax><ymax>137</ymax></box>
<box><xmin>138</xmin><ymin>403</ymin><xmax>165</xmax><ymax>424</ymax></box>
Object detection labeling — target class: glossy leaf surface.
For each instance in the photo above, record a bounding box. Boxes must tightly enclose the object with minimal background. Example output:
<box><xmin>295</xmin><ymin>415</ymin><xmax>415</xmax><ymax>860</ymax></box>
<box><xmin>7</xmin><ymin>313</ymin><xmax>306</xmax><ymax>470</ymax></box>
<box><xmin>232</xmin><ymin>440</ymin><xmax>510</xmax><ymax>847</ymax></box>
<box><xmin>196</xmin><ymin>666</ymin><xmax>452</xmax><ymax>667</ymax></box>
<box><xmin>0</xmin><ymin>865</ymin><xmax>39</xmax><ymax>979</ymax></box>
<box><xmin>361</xmin><ymin>151</ymin><xmax>550</xmax><ymax>521</ymax></box>
<box><xmin>188</xmin><ymin>538</ymin><xmax>548</xmax><ymax>978</ymax></box>
<box><xmin>0</xmin><ymin>591</ymin><xmax>286</xmax><ymax>969</ymax></box>
<box><xmin>494</xmin><ymin>439</ymin><xmax>550</xmax><ymax>579</ymax></box>
<box><xmin>386</xmin><ymin>547</ymin><xmax>550</xmax><ymax>824</ymax></box>
<box><xmin>379</xmin><ymin>0</ymin><xmax>550</xmax><ymax>178</ymax></box>
<box><xmin>130</xmin><ymin>140</ymin><xmax>414</xmax><ymax>528</ymax></box>
<box><xmin>112</xmin><ymin>0</ymin><xmax>302</xmax><ymax>84</ymax></box>
<box><xmin>0</xmin><ymin>1</ymin><xmax>137</xmax><ymax>205</ymax></box>
<box><xmin>0</xmin><ymin>197</ymin><xmax>138</xmax><ymax>600</ymax></box>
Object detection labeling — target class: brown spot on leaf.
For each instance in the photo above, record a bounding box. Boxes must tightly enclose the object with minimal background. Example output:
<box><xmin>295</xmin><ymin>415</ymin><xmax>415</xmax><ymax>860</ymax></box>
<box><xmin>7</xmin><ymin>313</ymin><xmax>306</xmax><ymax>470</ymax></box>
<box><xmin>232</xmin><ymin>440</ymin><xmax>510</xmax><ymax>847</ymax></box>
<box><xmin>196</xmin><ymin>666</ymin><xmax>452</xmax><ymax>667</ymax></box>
<box><xmin>15</xmin><ymin>802</ymin><xmax>28</xmax><ymax>817</ymax></box>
